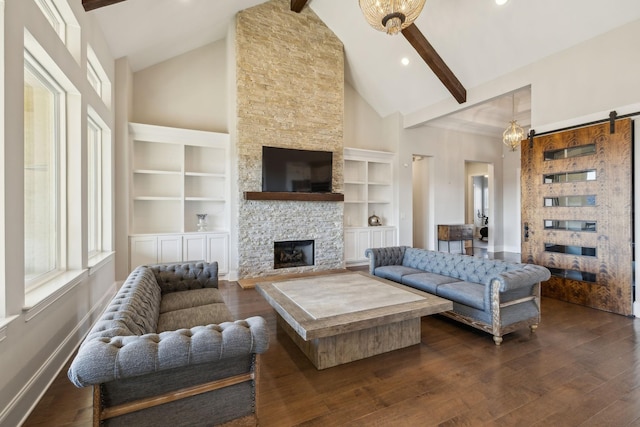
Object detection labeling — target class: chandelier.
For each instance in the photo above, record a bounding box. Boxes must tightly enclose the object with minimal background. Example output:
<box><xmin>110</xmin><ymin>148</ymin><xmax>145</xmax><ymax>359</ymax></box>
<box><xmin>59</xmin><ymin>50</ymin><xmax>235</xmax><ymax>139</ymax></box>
<box><xmin>503</xmin><ymin>93</ymin><xmax>525</xmax><ymax>151</ymax></box>
<box><xmin>359</xmin><ymin>0</ymin><xmax>427</xmax><ymax>35</ymax></box>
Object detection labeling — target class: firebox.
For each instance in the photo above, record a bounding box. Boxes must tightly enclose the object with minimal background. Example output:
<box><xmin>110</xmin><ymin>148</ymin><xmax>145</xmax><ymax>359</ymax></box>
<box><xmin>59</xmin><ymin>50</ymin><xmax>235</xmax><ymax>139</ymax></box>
<box><xmin>274</xmin><ymin>240</ymin><xmax>314</xmax><ymax>269</ymax></box>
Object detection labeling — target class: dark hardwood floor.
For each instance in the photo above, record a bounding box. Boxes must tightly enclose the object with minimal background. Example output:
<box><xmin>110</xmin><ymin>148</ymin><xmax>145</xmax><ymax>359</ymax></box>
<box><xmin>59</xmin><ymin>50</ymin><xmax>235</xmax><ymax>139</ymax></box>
<box><xmin>23</xmin><ymin>269</ymin><xmax>640</xmax><ymax>426</ymax></box>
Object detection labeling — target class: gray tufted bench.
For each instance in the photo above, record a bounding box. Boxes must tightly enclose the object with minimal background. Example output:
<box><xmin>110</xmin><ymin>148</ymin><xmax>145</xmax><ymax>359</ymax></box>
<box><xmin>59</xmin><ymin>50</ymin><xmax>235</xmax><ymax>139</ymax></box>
<box><xmin>68</xmin><ymin>261</ymin><xmax>269</xmax><ymax>426</ymax></box>
<box><xmin>365</xmin><ymin>247</ymin><xmax>550</xmax><ymax>345</ymax></box>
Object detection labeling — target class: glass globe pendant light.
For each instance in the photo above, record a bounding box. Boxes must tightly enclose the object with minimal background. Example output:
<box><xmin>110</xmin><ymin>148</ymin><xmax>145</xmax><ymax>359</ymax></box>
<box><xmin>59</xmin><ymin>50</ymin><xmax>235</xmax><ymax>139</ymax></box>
<box><xmin>359</xmin><ymin>0</ymin><xmax>427</xmax><ymax>35</ymax></box>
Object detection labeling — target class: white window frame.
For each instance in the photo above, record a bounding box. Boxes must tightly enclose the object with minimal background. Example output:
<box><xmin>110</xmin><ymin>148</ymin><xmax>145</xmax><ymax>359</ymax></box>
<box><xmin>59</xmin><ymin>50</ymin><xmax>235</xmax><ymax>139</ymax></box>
<box><xmin>87</xmin><ymin>46</ymin><xmax>112</xmax><ymax>108</ymax></box>
<box><xmin>87</xmin><ymin>60</ymin><xmax>101</xmax><ymax>96</ymax></box>
<box><xmin>23</xmin><ymin>50</ymin><xmax>67</xmax><ymax>291</ymax></box>
<box><xmin>34</xmin><ymin>0</ymin><xmax>66</xmax><ymax>43</ymax></box>
<box><xmin>87</xmin><ymin>115</ymin><xmax>102</xmax><ymax>258</ymax></box>
<box><xmin>34</xmin><ymin>0</ymin><xmax>81</xmax><ymax>64</ymax></box>
<box><xmin>86</xmin><ymin>107</ymin><xmax>113</xmax><ymax>268</ymax></box>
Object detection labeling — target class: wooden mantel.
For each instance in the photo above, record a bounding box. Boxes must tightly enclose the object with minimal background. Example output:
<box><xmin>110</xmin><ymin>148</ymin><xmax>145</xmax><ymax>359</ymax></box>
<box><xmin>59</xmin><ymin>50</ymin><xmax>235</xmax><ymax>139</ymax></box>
<box><xmin>244</xmin><ymin>192</ymin><xmax>344</xmax><ymax>202</ymax></box>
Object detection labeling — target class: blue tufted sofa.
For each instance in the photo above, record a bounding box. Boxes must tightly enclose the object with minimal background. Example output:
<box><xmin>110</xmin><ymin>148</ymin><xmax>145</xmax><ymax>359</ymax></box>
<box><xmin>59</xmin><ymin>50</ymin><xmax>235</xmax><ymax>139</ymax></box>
<box><xmin>365</xmin><ymin>247</ymin><xmax>550</xmax><ymax>345</ymax></box>
<box><xmin>68</xmin><ymin>262</ymin><xmax>269</xmax><ymax>426</ymax></box>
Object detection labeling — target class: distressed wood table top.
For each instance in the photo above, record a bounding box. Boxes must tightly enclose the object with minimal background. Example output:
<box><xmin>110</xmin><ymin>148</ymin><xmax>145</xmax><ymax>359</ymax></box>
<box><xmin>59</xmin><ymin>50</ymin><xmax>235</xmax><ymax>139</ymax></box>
<box><xmin>256</xmin><ymin>272</ymin><xmax>452</xmax><ymax>341</ymax></box>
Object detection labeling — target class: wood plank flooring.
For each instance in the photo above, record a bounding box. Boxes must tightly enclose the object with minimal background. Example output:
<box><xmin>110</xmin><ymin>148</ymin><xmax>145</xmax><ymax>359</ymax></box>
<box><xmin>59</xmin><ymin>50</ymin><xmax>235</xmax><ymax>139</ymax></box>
<box><xmin>23</xmin><ymin>272</ymin><xmax>640</xmax><ymax>426</ymax></box>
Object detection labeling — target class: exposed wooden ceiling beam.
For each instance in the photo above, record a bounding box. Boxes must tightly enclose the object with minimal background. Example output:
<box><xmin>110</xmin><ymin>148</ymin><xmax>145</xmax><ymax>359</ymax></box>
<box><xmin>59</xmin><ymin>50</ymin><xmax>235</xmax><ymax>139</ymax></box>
<box><xmin>291</xmin><ymin>0</ymin><xmax>308</xmax><ymax>13</ymax></box>
<box><xmin>402</xmin><ymin>24</ymin><xmax>467</xmax><ymax>104</ymax></box>
<box><xmin>82</xmin><ymin>0</ymin><xmax>127</xmax><ymax>12</ymax></box>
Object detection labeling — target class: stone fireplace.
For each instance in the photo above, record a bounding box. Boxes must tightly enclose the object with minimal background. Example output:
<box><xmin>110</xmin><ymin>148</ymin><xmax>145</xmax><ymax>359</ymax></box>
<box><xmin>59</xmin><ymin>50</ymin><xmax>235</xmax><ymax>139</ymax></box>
<box><xmin>274</xmin><ymin>240</ymin><xmax>314</xmax><ymax>269</ymax></box>
<box><xmin>234</xmin><ymin>0</ymin><xmax>345</xmax><ymax>279</ymax></box>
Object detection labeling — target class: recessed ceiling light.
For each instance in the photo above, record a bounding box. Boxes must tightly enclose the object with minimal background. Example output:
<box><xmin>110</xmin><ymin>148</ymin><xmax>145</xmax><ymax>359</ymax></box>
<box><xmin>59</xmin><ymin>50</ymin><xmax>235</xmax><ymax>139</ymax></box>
<box><xmin>401</xmin><ymin>57</ymin><xmax>410</xmax><ymax>66</ymax></box>
<box><xmin>495</xmin><ymin>0</ymin><xmax>508</xmax><ymax>5</ymax></box>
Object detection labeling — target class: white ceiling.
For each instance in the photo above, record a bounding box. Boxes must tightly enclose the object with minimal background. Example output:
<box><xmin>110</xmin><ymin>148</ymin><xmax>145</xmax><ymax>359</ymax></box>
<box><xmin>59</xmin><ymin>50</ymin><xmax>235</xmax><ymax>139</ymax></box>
<box><xmin>90</xmin><ymin>0</ymin><xmax>640</xmax><ymax>135</ymax></box>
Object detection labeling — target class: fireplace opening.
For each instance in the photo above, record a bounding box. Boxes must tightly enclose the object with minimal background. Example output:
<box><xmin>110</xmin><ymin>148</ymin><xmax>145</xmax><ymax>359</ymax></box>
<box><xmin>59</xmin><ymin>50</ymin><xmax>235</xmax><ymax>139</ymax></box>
<box><xmin>274</xmin><ymin>240</ymin><xmax>314</xmax><ymax>269</ymax></box>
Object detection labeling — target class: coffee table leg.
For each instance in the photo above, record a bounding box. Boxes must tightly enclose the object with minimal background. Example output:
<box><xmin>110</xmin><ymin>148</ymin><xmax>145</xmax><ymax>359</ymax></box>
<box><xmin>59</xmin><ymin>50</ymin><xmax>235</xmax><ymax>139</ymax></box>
<box><xmin>277</xmin><ymin>314</ymin><xmax>421</xmax><ymax>370</ymax></box>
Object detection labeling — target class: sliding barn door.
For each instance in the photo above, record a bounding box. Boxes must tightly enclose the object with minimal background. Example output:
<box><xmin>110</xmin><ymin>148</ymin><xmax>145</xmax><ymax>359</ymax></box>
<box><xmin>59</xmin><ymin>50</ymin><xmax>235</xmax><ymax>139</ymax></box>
<box><xmin>521</xmin><ymin>119</ymin><xmax>633</xmax><ymax>315</ymax></box>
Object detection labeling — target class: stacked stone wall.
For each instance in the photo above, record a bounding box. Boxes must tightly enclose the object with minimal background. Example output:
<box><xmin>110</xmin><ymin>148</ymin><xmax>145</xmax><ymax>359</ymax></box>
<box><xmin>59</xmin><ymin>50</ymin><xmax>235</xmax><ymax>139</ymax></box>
<box><xmin>236</xmin><ymin>0</ymin><xmax>344</xmax><ymax>278</ymax></box>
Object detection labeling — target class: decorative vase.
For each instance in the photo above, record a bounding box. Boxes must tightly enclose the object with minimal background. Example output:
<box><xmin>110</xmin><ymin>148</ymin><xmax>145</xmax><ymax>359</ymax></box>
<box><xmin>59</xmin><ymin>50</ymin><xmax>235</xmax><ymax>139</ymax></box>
<box><xmin>368</xmin><ymin>212</ymin><xmax>381</xmax><ymax>226</ymax></box>
<box><xmin>196</xmin><ymin>213</ymin><xmax>208</xmax><ymax>232</ymax></box>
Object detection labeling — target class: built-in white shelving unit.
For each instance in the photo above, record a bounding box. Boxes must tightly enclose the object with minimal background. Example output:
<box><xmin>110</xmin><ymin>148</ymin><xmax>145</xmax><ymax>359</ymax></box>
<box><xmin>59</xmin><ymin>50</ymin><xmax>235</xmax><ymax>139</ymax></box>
<box><xmin>128</xmin><ymin>123</ymin><xmax>230</xmax><ymax>273</ymax></box>
<box><xmin>343</xmin><ymin>147</ymin><xmax>396</xmax><ymax>264</ymax></box>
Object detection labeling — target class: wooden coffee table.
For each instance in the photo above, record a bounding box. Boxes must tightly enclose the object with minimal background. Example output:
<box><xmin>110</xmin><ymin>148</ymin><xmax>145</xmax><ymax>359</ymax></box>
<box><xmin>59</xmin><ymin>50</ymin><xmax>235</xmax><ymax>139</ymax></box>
<box><xmin>255</xmin><ymin>272</ymin><xmax>452</xmax><ymax>369</ymax></box>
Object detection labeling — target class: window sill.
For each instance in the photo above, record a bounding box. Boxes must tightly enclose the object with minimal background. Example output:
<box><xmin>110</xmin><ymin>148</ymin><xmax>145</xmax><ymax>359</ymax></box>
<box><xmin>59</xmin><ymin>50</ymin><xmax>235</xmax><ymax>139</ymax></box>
<box><xmin>88</xmin><ymin>251</ymin><xmax>115</xmax><ymax>276</ymax></box>
<box><xmin>23</xmin><ymin>270</ymin><xmax>86</xmax><ymax>322</ymax></box>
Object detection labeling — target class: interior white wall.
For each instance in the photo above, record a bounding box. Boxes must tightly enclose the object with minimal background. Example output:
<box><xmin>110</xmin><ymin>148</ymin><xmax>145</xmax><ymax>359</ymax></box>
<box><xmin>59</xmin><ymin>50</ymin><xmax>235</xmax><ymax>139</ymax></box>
<box><xmin>383</xmin><ymin>113</ymin><xmax>403</xmax><ymax>232</ymax></box>
<box><xmin>397</xmin><ymin>127</ymin><xmax>504</xmax><ymax>250</ymax></box>
<box><xmin>529</xmin><ymin>19</ymin><xmax>640</xmax><ymax>127</ymax></box>
<box><xmin>344</xmin><ymin>81</ymin><xmax>388</xmax><ymax>151</ymax></box>
<box><xmin>132</xmin><ymin>40</ymin><xmax>228</xmax><ymax>133</ymax></box>
<box><xmin>502</xmin><ymin>148</ymin><xmax>521</xmax><ymax>253</ymax></box>
<box><xmin>114</xmin><ymin>57</ymin><xmax>134</xmax><ymax>281</ymax></box>
<box><xmin>0</xmin><ymin>1</ymin><xmax>117</xmax><ymax>425</ymax></box>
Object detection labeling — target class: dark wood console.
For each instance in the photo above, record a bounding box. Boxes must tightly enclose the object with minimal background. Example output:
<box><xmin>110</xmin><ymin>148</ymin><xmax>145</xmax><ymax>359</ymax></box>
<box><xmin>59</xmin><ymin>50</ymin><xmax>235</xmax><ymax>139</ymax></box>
<box><xmin>437</xmin><ymin>224</ymin><xmax>474</xmax><ymax>255</ymax></box>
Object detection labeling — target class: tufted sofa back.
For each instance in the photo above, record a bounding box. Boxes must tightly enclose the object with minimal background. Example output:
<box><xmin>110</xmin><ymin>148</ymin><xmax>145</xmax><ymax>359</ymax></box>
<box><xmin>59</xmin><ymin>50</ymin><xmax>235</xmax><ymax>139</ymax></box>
<box><xmin>403</xmin><ymin>248</ymin><xmax>519</xmax><ymax>285</ymax></box>
<box><xmin>149</xmin><ymin>262</ymin><xmax>218</xmax><ymax>294</ymax></box>
<box><xmin>82</xmin><ymin>266</ymin><xmax>161</xmax><ymax>345</ymax></box>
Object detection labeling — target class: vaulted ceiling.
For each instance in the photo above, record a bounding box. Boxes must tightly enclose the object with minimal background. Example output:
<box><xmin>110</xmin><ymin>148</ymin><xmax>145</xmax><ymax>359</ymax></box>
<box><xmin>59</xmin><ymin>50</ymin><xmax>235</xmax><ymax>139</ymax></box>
<box><xmin>87</xmin><ymin>0</ymin><xmax>640</xmax><ymax>134</ymax></box>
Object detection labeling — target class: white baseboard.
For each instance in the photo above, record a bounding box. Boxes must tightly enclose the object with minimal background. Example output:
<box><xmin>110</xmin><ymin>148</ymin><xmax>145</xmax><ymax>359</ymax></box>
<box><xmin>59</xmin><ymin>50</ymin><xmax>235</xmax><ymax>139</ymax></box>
<box><xmin>224</xmin><ymin>269</ymin><xmax>239</xmax><ymax>282</ymax></box>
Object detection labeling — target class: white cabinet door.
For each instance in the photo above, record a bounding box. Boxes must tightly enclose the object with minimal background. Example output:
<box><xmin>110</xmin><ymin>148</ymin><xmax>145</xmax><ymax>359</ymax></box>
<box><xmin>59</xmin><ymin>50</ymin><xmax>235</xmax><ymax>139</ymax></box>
<box><xmin>371</xmin><ymin>228</ymin><xmax>385</xmax><ymax>248</ymax></box>
<box><xmin>344</xmin><ymin>228</ymin><xmax>371</xmax><ymax>263</ymax></box>
<box><xmin>344</xmin><ymin>229</ymin><xmax>359</xmax><ymax>262</ymax></box>
<box><xmin>344</xmin><ymin>227</ymin><xmax>397</xmax><ymax>264</ymax></box>
<box><xmin>129</xmin><ymin>232</ymin><xmax>229</xmax><ymax>274</ymax></box>
<box><xmin>371</xmin><ymin>226</ymin><xmax>397</xmax><ymax>248</ymax></box>
<box><xmin>207</xmin><ymin>233</ymin><xmax>229</xmax><ymax>274</ymax></box>
<box><xmin>183</xmin><ymin>234</ymin><xmax>207</xmax><ymax>262</ymax></box>
<box><xmin>383</xmin><ymin>227</ymin><xmax>396</xmax><ymax>246</ymax></box>
<box><xmin>130</xmin><ymin>236</ymin><xmax>158</xmax><ymax>269</ymax></box>
<box><xmin>157</xmin><ymin>235</ymin><xmax>182</xmax><ymax>264</ymax></box>
<box><xmin>356</xmin><ymin>229</ymin><xmax>370</xmax><ymax>260</ymax></box>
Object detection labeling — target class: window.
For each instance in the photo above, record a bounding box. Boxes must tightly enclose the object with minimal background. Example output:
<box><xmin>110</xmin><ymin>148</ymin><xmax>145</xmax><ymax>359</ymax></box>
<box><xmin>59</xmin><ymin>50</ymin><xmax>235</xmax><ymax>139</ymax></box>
<box><xmin>24</xmin><ymin>52</ymin><xmax>66</xmax><ymax>289</ymax></box>
<box><xmin>87</xmin><ymin>46</ymin><xmax>112</xmax><ymax>107</ymax></box>
<box><xmin>87</xmin><ymin>60</ymin><xmax>101</xmax><ymax>95</ymax></box>
<box><xmin>35</xmin><ymin>0</ymin><xmax>66</xmax><ymax>43</ymax></box>
<box><xmin>87</xmin><ymin>116</ymin><xmax>102</xmax><ymax>257</ymax></box>
<box><xmin>34</xmin><ymin>0</ymin><xmax>81</xmax><ymax>64</ymax></box>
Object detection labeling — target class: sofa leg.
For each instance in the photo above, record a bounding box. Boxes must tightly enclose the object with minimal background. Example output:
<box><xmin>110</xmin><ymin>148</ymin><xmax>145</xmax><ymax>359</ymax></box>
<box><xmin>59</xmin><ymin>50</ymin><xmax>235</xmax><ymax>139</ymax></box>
<box><xmin>493</xmin><ymin>335</ymin><xmax>503</xmax><ymax>346</ymax></box>
<box><xmin>530</xmin><ymin>324</ymin><xmax>538</xmax><ymax>333</ymax></box>
<box><xmin>93</xmin><ymin>385</ymin><xmax>102</xmax><ymax>427</ymax></box>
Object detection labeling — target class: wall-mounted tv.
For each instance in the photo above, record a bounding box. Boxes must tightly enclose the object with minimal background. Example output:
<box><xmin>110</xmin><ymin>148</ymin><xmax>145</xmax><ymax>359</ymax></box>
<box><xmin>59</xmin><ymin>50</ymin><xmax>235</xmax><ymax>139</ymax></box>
<box><xmin>262</xmin><ymin>146</ymin><xmax>333</xmax><ymax>193</ymax></box>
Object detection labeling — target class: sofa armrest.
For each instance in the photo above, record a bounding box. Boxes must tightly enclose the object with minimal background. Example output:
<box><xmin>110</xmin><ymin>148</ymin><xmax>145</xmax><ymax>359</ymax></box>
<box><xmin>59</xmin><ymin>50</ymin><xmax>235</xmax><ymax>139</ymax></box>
<box><xmin>68</xmin><ymin>316</ymin><xmax>268</xmax><ymax>387</ymax></box>
<box><xmin>364</xmin><ymin>246</ymin><xmax>408</xmax><ymax>274</ymax></box>
<box><xmin>148</xmin><ymin>261</ymin><xmax>219</xmax><ymax>293</ymax></box>
<box><xmin>492</xmin><ymin>264</ymin><xmax>551</xmax><ymax>292</ymax></box>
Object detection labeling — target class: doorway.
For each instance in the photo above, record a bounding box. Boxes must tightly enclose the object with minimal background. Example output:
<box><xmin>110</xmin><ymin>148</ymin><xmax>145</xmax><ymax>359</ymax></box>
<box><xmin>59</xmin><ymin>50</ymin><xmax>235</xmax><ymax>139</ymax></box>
<box><xmin>473</xmin><ymin>175</ymin><xmax>489</xmax><ymax>244</ymax></box>
<box><xmin>465</xmin><ymin>162</ymin><xmax>492</xmax><ymax>253</ymax></box>
<box><xmin>412</xmin><ymin>154</ymin><xmax>433</xmax><ymax>249</ymax></box>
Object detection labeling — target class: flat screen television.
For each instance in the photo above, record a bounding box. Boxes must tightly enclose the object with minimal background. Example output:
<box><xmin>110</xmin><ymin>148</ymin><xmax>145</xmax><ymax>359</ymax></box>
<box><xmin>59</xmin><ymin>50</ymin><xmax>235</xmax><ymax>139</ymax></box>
<box><xmin>262</xmin><ymin>146</ymin><xmax>333</xmax><ymax>193</ymax></box>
